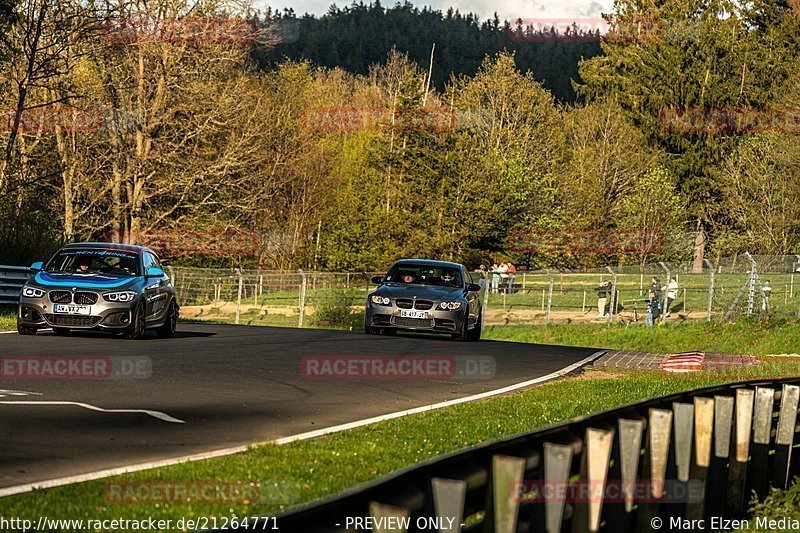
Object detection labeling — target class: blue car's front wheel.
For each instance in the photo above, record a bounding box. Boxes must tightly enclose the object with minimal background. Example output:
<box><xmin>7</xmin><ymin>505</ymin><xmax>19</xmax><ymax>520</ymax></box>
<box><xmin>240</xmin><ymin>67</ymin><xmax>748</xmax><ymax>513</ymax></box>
<box><xmin>122</xmin><ymin>301</ymin><xmax>146</xmax><ymax>340</ymax></box>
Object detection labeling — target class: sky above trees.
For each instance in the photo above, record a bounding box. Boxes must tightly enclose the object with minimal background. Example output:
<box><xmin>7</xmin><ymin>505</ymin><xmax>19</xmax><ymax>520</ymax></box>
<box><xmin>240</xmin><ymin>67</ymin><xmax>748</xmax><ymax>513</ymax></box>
<box><xmin>264</xmin><ymin>0</ymin><xmax>611</xmax><ymax>21</ymax></box>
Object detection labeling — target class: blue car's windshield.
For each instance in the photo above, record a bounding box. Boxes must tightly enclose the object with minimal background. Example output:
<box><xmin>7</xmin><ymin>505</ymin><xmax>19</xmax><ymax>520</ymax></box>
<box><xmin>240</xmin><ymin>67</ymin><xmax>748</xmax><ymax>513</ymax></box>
<box><xmin>45</xmin><ymin>249</ymin><xmax>141</xmax><ymax>277</ymax></box>
<box><xmin>385</xmin><ymin>264</ymin><xmax>463</xmax><ymax>287</ymax></box>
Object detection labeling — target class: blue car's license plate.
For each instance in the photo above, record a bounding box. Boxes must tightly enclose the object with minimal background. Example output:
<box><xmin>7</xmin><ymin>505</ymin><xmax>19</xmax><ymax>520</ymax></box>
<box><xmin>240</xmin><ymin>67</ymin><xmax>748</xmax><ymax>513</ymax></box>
<box><xmin>53</xmin><ymin>304</ymin><xmax>91</xmax><ymax>315</ymax></box>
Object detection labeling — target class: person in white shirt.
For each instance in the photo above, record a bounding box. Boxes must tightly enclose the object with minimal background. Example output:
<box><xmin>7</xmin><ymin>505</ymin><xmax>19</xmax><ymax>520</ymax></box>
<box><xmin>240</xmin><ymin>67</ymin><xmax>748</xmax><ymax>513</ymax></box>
<box><xmin>662</xmin><ymin>278</ymin><xmax>679</xmax><ymax>317</ymax></box>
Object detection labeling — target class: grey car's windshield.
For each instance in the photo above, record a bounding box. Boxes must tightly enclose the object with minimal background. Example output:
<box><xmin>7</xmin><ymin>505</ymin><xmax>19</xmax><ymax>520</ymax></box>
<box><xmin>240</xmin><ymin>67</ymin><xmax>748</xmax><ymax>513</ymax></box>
<box><xmin>385</xmin><ymin>264</ymin><xmax>463</xmax><ymax>287</ymax></box>
<box><xmin>45</xmin><ymin>249</ymin><xmax>141</xmax><ymax>277</ymax></box>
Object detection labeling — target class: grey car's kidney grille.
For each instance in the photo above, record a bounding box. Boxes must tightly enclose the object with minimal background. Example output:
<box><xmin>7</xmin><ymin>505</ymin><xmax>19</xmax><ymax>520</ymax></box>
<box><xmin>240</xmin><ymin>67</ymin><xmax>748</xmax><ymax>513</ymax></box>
<box><xmin>395</xmin><ymin>298</ymin><xmax>414</xmax><ymax>309</ymax></box>
<box><xmin>414</xmin><ymin>300</ymin><xmax>433</xmax><ymax>310</ymax></box>
<box><xmin>74</xmin><ymin>292</ymin><xmax>98</xmax><ymax>305</ymax></box>
<box><xmin>49</xmin><ymin>291</ymin><xmax>72</xmax><ymax>303</ymax></box>
<box><xmin>392</xmin><ymin>316</ymin><xmax>435</xmax><ymax>328</ymax></box>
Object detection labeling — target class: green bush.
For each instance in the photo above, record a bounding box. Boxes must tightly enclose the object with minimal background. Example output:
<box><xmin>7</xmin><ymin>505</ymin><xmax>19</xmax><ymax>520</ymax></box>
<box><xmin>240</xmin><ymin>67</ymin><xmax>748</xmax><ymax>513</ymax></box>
<box><xmin>310</xmin><ymin>288</ymin><xmax>362</xmax><ymax>329</ymax></box>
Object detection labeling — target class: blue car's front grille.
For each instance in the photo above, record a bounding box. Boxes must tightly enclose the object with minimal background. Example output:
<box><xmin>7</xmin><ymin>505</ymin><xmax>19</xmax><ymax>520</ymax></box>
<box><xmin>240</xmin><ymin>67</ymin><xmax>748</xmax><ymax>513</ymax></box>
<box><xmin>74</xmin><ymin>292</ymin><xmax>98</xmax><ymax>305</ymax></box>
<box><xmin>49</xmin><ymin>291</ymin><xmax>71</xmax><ymax>303</ymax></box>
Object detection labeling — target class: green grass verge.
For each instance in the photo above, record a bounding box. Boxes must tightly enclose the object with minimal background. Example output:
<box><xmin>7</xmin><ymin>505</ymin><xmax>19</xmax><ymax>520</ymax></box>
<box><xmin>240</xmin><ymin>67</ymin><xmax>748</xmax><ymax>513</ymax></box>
<box><xmin>3</xmin><ymin>366</ymin><xmax>799</xmax><ymax>529</ymax></box>
<box><xmin>0</xmin><ymin>304</ymin><xmax>15</xmax><ymax>331</ymax></box>
<box><xmin>483</xmin><ymin>319</ymin><xmax>800</xmax><ymax>355</ymax></box>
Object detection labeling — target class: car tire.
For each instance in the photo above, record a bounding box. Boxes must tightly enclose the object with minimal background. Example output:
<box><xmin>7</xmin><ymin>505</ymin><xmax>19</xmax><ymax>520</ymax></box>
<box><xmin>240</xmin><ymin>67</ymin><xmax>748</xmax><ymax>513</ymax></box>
<box><xmin>364</xmin><ymin>315</ymin><xmax>378</xmax><ymax>334</ymax></box>
<box><xmin>17</xmin><ymin>323</ymin><xmax>36</xmax><ymax>335</ymax></box>
<box><xmin>466</xmin><ymin>312</ymin><xmax>482</xmax><ymax>342</ymax></box>
<box><xmin>122</xmin><ymin>301</ymin><xmax>146</xmax><ymax>340</ymax></box>
<box><xmin>156</xmin><ymin>300</ymin><xmax>178</xmax><ymax>338</ymax></box>
<box><xmin>52</xmin><ymin>327</ymin><xmax>70</xmax><ymax>336</ymax></box>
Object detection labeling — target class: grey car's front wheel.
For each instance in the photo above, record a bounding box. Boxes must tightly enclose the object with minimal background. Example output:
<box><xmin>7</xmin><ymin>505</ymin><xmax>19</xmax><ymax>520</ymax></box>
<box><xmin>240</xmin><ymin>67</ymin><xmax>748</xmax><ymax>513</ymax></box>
<box><xmin>156</xmin><ymin>300</ymin><xmax>178</xmax><ymax>338</ymax></box>
<box><xmin>122</xmin><ymin>301</ymin><xmax>146</xmax><ymax>340</ymax></box>
<box><xmin>364</xmin><ymin>314</ymin><xmax>378</xmax><ymax>334</ymax></box>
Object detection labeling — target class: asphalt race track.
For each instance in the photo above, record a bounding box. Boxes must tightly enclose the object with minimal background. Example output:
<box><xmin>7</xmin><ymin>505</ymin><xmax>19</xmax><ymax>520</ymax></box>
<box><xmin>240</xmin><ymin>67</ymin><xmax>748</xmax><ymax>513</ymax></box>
<box><xmin>0</xmin><ymin>324</ymin><xmax>598</xmax><ymax>490</ymax></box>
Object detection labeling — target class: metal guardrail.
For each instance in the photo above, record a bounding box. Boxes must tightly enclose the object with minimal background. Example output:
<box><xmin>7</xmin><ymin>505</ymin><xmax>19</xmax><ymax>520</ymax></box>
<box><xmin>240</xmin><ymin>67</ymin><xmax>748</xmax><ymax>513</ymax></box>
<box><xmin>240</xmin><ymin>378</ymin><xmax>800</xmax><ymax>532</ymax></box>
<box><xmin>0</xmin><ymin>265</ymin><xmax>29</xmax><ymax>305</ymax></box>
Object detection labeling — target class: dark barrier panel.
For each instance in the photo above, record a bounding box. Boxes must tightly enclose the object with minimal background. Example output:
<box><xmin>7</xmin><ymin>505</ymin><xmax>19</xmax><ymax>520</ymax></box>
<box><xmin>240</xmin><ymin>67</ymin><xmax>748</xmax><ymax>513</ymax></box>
<box><xmin>221</xmin><ymin>378</ymin><xmax>800</xmax><ymax>532</ymax></box>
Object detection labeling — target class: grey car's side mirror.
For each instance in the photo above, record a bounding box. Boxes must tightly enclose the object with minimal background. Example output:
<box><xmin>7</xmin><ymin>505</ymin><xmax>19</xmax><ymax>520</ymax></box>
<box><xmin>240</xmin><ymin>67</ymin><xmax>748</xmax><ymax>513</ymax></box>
<box><xmin>370</xmin><ymin>276</ymin><xmax>383</xmax><ymax>285</ymax></box>
<box><xmin>30</xmin><ymin>261</ymin><xmax>43</xmax><ymax>272</ymax></box>
<box><xmin>146</xmin><ymin>267</ymin><xmax>165</xmax><ymax>277</ymax></box>
<box><xmin>466</xmin><ymin>283</ymin><xmax>481</xmax><ymax>292</ymax></box>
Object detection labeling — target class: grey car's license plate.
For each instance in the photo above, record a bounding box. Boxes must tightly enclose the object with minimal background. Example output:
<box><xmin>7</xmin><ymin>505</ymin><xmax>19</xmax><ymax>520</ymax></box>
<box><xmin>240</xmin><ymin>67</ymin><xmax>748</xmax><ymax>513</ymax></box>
<box><xmin>400</xmin><ymin>309</ymin><xmax>428</xmax><ymax>319</ymax></box>
<box><xmin>53</xmin><ymin>304</ymin><xmax>91</xmax><ymax>315</ymax></box>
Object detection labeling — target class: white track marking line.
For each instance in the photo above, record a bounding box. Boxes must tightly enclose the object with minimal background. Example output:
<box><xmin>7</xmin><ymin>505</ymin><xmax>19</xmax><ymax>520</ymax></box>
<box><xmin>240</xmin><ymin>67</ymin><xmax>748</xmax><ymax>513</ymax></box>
<box><xmin>0</xmin><ymin>331</ymin><xmax>17</xmax><ymax>334</ymax></box>
<box><xmin>0</xmin><ymin>350</ymin><xmax>603</xmax><ymax>497</ymax></box>
<box><xmin>0</xmin><ymin>401</ymin><xmax>185</xmax><ymax>424</ymax></box>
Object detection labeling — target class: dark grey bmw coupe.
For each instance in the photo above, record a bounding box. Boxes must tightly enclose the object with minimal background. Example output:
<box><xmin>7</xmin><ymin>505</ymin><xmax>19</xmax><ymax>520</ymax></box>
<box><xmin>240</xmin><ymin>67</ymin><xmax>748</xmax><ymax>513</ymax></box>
<box><xmin>365</xmin><ymin>259</ymin><xmax>482</xmax><ymax>341</ymax></box>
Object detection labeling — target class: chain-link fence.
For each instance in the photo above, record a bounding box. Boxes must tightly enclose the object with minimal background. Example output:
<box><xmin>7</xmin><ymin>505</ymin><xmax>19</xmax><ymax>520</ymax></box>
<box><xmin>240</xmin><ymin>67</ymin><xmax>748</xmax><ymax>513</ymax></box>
<box><xmin>169</xmin><ymin>254</ymin><xmax>800</xmax><ymax>328</ymax></box>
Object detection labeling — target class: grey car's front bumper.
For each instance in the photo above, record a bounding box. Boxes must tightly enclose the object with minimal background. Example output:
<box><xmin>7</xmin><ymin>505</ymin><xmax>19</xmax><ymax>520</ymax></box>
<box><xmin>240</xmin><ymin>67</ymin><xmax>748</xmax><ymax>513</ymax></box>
<box><xmin>365</xmin><ymin>303</ymin><xmax>468</xmax><ymax>334</ymax></box>
<box><xmin>19</xmin><ymin>293</ymin><xmax>137</xmax><ymax>330</ymax></box>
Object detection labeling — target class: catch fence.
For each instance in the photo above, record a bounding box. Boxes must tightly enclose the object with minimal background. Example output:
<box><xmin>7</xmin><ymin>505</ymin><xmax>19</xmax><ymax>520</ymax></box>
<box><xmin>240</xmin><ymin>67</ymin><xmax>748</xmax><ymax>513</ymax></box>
<box><xmin>170</xmin><ymin>254</ymin><xmax>800</xmax><ymax>328</ymax></box>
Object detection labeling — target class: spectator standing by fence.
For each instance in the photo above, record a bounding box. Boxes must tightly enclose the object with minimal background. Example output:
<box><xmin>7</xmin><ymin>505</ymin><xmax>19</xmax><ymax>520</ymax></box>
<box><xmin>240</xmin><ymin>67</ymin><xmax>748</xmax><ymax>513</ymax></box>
<box><xmin>596</xmin><ymin>280</ymin><xmax>611</xmax><ymax>318</ymax></box>
<box><xmin>490</xmin><ymin>263</ymin><xmax>500</xmax><ymax>293</ymax></box>
<box><xmin>507</xmin><ymin>262</ymin><xmax>516</xmax><ymax>294</ymax></box>
<box><xmin>646</xmin><ymin>290</ymin><xmax>661</xmax><ymax>326</ymax></box>
<box><xmin>663</xmin><ymin>278</ymin><xmax>678</xmax><ymax>317</ymax></box>
<box><xmin>498</xmin><ymin>262</ymin><xmax>509</xmax><ymax>293</ymax></box>
<box><xmin>762</xmin><ymin>280</ymin><xmax>772</xmax><ymax>312</ymax></box>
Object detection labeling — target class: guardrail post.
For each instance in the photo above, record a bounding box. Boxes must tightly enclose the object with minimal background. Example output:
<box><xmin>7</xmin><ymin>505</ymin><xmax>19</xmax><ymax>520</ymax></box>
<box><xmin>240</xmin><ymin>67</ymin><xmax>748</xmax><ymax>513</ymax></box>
<box><xmin>235</xmin><ymin>269</ymin><xmax>243</xmax><ymax>325</ymax></box>
<box><xmin>298</xmin><ymin>269</ymin><xmax>307</xmax><ymax>328</ymax></box>
<box><xmin>773</xmin><ymin>384</ymin><xmax>799</xmax><ymax>490</ymax></box>
<box><xmin>605</xmin><ymin>266</ymin><xmax>617</xmax><ymax>323</ymax></box>
<box><xmin>703</xmin><ymin>259</ymin><xmax>714</xmax><ymax>321</ymax></box>
<box><xmin>545</xmin><ymin>269</ymin><xmax>553</xmax><ymax>324</ymax></box>
<box><xmin>431</xmin><ymin>478</ymin><xmax>466</xmax><ymax>533</ymax></box>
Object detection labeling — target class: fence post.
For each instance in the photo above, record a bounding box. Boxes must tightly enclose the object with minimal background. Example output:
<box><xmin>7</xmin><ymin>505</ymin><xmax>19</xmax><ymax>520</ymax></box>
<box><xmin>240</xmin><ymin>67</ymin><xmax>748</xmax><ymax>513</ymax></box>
<box><xmin>606</xmin><ymin>266</ymin><xmax>617</xmax><ymax>324</ymax></box>
<box><xmin>298</xmin><ymin>269</ymin><xmax>307</xmax><ymax>328</ymax></box>
<box><xmin>744</xmin><ymin>252</ymin><xmax>757</xmax><ymax>317</ymax></box>
<box><xmin>546</xmin><ymin>269</ymin><xmax>554</xmax><ymax>324</ymax></box>
<box><xmin>704</xmin><ymin>259</ymin><xmax>714</xmax><ymax>322</ymax></box>
<box><xmin>658</xmin><ymin>261</ymin><xmax>670</xmax><ymax>322</ymax></box>
<box><xmin>235</xmin><ymin>269</ymin><xmax>243</xmax><ymax>325</ymax></box>
<box><xmin>166</xmin><ymin>266</ymin><xmax>178</xmax><ymax>306</ymax></box>
<box><xmin>482</xmin><ymin>271</ymin><xmax>489</xmax><ymax>336</ymax></box>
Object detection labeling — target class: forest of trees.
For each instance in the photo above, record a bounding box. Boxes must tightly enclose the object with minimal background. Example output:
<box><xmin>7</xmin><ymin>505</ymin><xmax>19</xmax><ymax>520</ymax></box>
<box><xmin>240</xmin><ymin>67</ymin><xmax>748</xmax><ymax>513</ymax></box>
<box><xmin>259</xmin><ymin>2</ymin><xmax>603</xmax><ymax>102</ymax></box>
<box><xmin>0</xmin><ymin>0</ymin><xmax>798</xmax><ymax>271</ymax></box>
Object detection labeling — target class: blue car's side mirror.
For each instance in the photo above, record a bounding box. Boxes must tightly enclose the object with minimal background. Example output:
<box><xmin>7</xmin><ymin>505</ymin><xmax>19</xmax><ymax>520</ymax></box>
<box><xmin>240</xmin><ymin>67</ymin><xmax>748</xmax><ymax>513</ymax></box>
<box><xmin>30</xmin><ymin>261</ymin><xmax>43</xmax><ymax>272</ymax></box>
<box><xmin>146</xmin><ymin>267</ymin><xmax>165</xmax><ymax>278</ymax></box>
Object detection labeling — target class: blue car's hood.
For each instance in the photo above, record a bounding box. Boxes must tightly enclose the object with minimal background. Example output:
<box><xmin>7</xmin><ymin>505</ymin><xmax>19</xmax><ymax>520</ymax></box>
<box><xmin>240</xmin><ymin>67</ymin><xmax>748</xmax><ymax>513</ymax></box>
<box><xmin>34</xmin><ymin>271</ymin><xmax>138</xmax><ymax>290</ymax></box>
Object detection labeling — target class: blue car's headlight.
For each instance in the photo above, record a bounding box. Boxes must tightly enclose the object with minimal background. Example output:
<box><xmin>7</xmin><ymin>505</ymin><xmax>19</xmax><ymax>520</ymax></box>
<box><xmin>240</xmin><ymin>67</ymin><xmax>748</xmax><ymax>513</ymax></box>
<box><xmin>21</xmin><ymin>286</ymin><xmax>45</xmax><ymax>298</ymax></box>
<box><xmin>103</xmin><ymin>291</ymin><xmax>137</xmax><ymax>302</ymax></box>
<box><xmin>439</xmin><ymin>301</ymin><xmax>462</xmax><ymax>310</ymax></box>
<box><xmin>371</xmin><ymin>295</ymin><xmax>391</xmax><ymax>305</ymax></box>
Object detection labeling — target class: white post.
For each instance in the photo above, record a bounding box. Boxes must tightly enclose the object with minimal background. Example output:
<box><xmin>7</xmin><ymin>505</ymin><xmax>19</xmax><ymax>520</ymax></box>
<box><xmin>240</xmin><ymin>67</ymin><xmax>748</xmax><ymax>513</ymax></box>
<box><xmin>704</xmin><ymin>259</ymin><xmax>714</xmax><ymax>322</ymax></box>
<box><xmin>298</xmin><ymin>269</ymin><xmax>308</xmax><ymax>328</ymax></box>
<box><xmin>235</xmin><ymin>269</ymin><xmax>243</xmax><ymax>325</ymax></box>
<box><xmin>546</xmin><ymin>269</ymin><xmax>554</xmax><ymax>324</ymax></box>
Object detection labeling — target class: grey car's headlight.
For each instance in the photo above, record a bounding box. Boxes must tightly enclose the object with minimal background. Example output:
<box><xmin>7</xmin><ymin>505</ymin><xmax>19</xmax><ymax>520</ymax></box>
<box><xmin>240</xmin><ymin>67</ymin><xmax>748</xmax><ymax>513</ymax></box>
<box><xmin>439</xmin><ymin>301</ymin><xmax>462</xmax><ymax>310</ymax></box>
<box><xmin>103</xmin><ymin>291</ymin><xmax>137</xmax><ymax>302</ymax></box>
<box><xmin>21</xmin><ymin>286</ymin><xmax>45</xmax><ymax>298</ymax></box>
<box><xmin>371</xmin><ymin>295</ymin><xmax>391</xmax><ymax>305</ymax></box>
